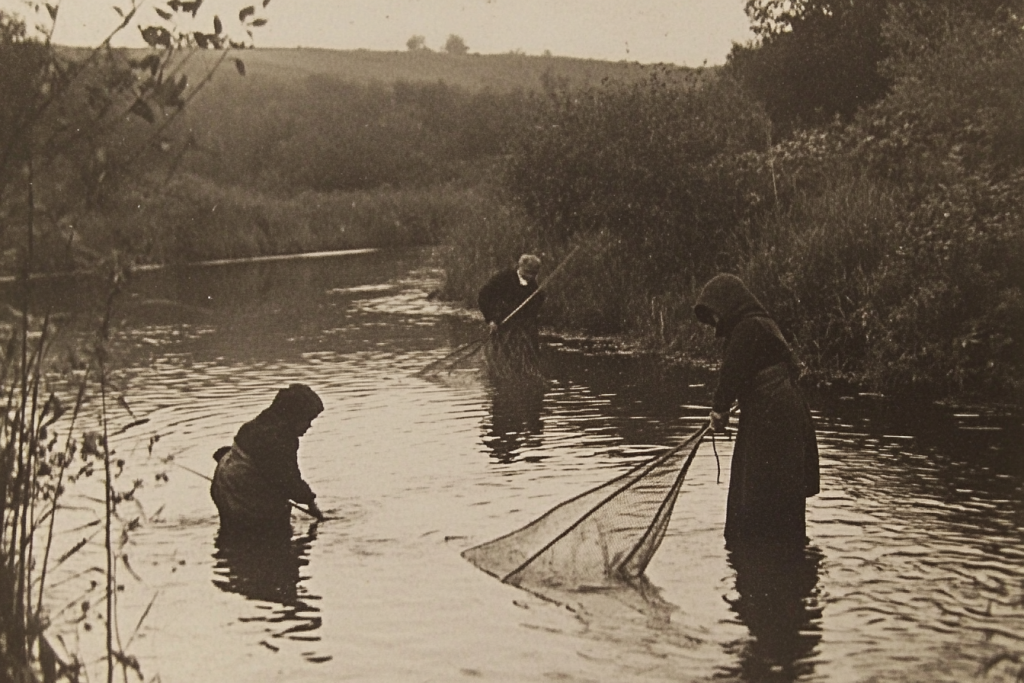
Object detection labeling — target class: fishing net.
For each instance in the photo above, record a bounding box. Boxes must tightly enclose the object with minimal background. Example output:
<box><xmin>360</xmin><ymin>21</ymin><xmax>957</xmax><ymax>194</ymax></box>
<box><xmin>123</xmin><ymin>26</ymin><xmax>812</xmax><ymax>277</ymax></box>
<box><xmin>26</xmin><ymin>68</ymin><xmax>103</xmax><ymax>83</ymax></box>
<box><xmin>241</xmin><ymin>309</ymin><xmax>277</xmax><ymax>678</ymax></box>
<box><xmin>416</xmin><ymin>333</ymin><xmax>545</xmax><ymax>383</ymax></box>
<box><xmin>484</xmin><ymin>333</ymin><xmax>545</xmax><ymax>383</ymax></box>
<box><xmin>416</xmin><ymin>337</ymin><xmax>486</xmax><ymax>379</ymax></box>
<box><xmin>463</xmin><ymin>424</ymin><xmax>709</xmax><ymax>592</ymax></box>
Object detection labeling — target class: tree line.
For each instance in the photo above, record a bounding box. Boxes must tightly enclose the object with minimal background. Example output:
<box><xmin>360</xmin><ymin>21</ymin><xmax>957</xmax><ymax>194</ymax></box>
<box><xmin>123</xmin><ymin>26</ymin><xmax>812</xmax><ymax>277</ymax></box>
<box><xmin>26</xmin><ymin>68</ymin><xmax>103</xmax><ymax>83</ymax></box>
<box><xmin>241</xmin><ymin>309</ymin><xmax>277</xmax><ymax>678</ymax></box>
<box><xmin>407</xmin><ymin>33</ymin><xmax>469</xmax><ymax>54</ymax></box>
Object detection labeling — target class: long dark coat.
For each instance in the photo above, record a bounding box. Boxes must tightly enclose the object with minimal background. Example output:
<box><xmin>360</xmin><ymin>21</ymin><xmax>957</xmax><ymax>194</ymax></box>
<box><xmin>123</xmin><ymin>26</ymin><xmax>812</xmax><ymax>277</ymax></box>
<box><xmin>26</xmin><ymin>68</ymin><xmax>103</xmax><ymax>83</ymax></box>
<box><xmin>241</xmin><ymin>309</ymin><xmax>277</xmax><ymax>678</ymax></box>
<box><xmin>695</xmin><ymin>274</ymin><xmax>819</xmax><ymax>548</ymax></box>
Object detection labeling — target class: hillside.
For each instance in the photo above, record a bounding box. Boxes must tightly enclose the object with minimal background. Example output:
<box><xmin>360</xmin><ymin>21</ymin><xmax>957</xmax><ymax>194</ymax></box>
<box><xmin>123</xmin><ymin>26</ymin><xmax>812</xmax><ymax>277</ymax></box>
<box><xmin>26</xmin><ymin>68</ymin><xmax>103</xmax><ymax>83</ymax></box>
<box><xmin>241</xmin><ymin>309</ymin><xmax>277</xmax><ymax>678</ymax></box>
<box><xmin>180</xmin><ymin>46</ymin><xmax>698</xmax><ymax>93</ymax></box>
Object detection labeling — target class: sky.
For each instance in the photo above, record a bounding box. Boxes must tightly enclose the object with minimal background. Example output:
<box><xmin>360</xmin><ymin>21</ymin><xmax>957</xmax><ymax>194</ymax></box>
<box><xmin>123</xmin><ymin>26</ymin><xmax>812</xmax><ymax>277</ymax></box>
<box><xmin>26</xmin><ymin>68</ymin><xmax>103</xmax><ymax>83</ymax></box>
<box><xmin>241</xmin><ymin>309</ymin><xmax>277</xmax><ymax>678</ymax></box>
<box><xmin>2</xmin><ymin>0</ymin><xmax>754</xmax><ymax>66</ymax></box>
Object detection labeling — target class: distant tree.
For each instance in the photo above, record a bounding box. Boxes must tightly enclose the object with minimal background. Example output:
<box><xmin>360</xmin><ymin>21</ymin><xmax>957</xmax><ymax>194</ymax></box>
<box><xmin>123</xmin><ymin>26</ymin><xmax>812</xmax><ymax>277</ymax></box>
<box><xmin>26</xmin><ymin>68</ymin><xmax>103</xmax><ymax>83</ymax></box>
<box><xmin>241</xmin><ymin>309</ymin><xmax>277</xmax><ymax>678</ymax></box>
<box><xmin>444</xmin><ymin>34</ymin><xmax>469</xmax><ymax>55</ymax></box>
<box><xmin>406</xmin><ymin>34</ymin><xmax>428</xmax><ymax>51</ymax></box>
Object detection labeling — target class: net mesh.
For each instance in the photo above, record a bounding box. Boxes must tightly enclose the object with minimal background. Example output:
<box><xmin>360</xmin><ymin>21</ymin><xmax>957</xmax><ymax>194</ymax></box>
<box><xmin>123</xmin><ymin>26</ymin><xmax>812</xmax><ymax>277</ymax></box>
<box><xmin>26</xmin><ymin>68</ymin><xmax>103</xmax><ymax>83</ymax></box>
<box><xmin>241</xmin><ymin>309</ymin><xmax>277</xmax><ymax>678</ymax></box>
<box><xmin>462</xmin><ymin>425</ymin><xmax>709</xmax><ymax>591</ymax></box>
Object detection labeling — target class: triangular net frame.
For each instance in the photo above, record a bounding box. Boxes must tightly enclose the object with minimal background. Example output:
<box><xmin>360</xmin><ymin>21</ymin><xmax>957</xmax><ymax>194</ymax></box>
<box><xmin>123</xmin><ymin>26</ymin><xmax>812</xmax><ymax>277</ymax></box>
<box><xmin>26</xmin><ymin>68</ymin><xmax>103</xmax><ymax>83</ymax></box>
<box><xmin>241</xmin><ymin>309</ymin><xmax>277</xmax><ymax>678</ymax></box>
<box><xmin>462</xmin><ymin>424</ymin><xmax>709</xmax><ymax>591</ymax></box>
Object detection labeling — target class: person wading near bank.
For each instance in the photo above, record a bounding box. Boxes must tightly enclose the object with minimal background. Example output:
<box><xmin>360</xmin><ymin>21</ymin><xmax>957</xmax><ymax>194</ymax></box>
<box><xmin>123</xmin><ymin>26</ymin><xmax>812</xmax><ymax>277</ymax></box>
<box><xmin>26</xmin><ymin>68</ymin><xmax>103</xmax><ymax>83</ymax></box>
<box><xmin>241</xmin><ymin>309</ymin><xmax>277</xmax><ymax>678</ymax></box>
<box><xmin>693</xmin><ymin>274</ymin><xmax>819</xmax><ymax>548</ymax></box>
<box><xmin>211</xmin><ymin>383</ymin><xmax>326</xmax><ymax>535</ymax></box>
<box><xmin>478</xmin><ymin>254</ymin><xmax>545</xmax><ymax>378</ymax></box>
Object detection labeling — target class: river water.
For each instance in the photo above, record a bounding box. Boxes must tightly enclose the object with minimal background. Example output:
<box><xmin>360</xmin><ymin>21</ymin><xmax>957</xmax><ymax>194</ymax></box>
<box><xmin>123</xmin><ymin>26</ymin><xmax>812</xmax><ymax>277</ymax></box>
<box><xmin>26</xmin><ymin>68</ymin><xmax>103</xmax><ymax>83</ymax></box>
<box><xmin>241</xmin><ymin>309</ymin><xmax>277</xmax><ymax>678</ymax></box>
<box><xmin>19</xmin><ymin>248</ymin><xmax>1024</xmax><ymax>683</ymax></box>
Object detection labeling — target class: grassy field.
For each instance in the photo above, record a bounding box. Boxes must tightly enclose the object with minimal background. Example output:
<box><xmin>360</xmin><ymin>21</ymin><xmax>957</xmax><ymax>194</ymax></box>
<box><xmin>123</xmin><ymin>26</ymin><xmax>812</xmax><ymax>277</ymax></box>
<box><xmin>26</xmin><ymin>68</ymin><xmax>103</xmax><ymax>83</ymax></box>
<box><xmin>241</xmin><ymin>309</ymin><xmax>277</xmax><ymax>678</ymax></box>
<box><xmin>153</xmin><ymin>46</ymin><xmax>701</xmax><ymax>94</ymax></box>
<box><xmin>21</xmin><ymin>47</ymin><xmax>694</xmax><ymax>275</ymax></box>
<box><xmin>192</xmin><ymin>47</ymin><xmax>686</xmax><ymax>92</ymax></box>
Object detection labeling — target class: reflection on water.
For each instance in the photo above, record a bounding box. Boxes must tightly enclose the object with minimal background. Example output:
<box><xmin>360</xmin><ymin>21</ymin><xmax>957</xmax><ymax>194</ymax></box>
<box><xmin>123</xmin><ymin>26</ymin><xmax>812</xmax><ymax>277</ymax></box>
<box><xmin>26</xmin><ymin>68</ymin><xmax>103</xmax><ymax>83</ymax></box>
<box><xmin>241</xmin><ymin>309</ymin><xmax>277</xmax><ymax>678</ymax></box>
<box><xmin>212</xmin><ymin>524</ymin><xmax>330</xmax><ymax>663</ymax></box>
<box><xmin>483</xmin><ymin>377</ymin><xmax>546</xmax><ymax>462</ymax></box>
<box><xmin>723</xmin><ymin>543</ymin><xmax>823</xmax><ymax>683</ymax></box>
<box><xmin>9</xmin><ymin>248</ymin><xmax>1023</xmax><ymax>683</ymax></box>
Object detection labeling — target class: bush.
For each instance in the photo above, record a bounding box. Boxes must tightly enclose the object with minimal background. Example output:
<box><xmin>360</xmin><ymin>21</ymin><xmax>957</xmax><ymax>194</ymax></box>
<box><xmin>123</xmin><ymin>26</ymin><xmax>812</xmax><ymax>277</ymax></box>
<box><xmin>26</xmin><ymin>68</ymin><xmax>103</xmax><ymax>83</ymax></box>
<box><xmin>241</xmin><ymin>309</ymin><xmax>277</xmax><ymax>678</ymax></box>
<box><xmin>504</xmin><ymin>69</ymin><xmax>772</xmax><ymax>299</ymax></box>
<box><xmin>858</xmin><ymin>170</ymin><xmax>1024</xmax><ymax>397</ymax></box>
<box><xmin>732</xmin><ymin>5</ymin><xmax>1024</xmax><ymax>398</ymax></box>
<box><xmin>728</xmin><ymin>0</ymin><xmax>891</xmax><ymax>133</ymax></box>
<box><xmin>454</xmin><ymin>2</ymin><xmax>1024</xmax><ymax>401</ymax></box>
<box><xmin>182</xmin><ymin>76</ymin><xmax>532</xmax><ymax>192</ymax></box>
<box><xmin>736</xmin><ymin>167</ymin><xmax>902</xmax><ymax>384</ymax></box>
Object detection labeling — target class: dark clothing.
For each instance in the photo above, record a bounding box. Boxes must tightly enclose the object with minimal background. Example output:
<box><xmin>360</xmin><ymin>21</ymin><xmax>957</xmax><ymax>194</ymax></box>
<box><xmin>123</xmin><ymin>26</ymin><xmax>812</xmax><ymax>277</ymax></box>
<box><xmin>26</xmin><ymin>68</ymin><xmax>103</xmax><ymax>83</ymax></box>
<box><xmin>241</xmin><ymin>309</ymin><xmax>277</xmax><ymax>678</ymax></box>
<box><xmin>726</xmin><ymin>363</ymin><xmax>817</xmax><ymax>545</ymax></box>
<box><xmin>478</xmin><ymin>267</ymin><xmax>546</xmax><ymax>379</ymax></box>
<box><xmin>478</xmin><ymin>267</ymin><xmax>545</xmax><ymax>330</ymax></box>
<box><xmin>233</xmin><ymin>407</ymin><xmax>316</xmax><ymax>504</ymax></box>
<box><xmin>694</xmin><ymin>274</ymin><xmax>819</xmax><ymax>547</ymax></box>
<box><xmin>211</xmin><ymin>387</ymin><xmax>321</xmax><ymax>533</ymax></box>
<box><xmin>211</xmin><ymin>443</ymin><xmax>294</xmax><ymax>535</ymax></box>
<box><xmin>711</xmin><ymin>315</ymin><xmax>795</xmax><ymax>415</ymax></box>
<box><xmin>266</xmin><ymin>383</ymin><xmax>323</xmax><ymax>425</ymax></box>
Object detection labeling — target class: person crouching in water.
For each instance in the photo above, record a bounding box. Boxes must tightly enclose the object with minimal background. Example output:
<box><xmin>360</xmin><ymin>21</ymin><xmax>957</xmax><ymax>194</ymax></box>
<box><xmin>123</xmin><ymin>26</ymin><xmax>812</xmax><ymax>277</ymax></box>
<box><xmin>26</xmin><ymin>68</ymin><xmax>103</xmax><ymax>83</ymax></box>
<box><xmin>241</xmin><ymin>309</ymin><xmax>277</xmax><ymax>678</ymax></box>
<box><xmin>693</xmin><ymin>274</ymin><xmax>819</xmax><ymax>549</ymax></box>
<box><xmin>211</xmin><ymin>383</ymin><xmax>326</xmax><ymax>536</ymax></box>
<box><xmin>477</xmin><ymin>253</ymin><xmax>545</xmax><ymax>379</ymax></box>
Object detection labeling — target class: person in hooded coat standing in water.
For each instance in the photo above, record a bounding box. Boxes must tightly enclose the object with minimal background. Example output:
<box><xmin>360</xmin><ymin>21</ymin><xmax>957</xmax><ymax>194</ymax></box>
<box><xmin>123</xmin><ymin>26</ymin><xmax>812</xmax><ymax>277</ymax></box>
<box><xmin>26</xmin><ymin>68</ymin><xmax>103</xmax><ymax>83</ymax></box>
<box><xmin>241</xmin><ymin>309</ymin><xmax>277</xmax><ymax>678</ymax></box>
<box><xmin>211</xmin><ymin>383</ymin><xmax>326</xmax><ymax>535</ymax></box>
<box><xmin>693</xmin><ymin>274</ymin><xmax>819</xmax><ymax>548</ymax></box>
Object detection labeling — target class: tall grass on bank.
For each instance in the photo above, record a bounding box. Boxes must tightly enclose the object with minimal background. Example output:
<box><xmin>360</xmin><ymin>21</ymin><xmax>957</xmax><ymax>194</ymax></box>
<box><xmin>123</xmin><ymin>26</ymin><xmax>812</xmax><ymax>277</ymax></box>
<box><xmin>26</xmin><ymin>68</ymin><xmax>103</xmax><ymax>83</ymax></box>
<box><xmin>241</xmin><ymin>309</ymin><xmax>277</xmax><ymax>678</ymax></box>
<box><xmin>436</xmin><ymin>195</ymin><xmax>716</xmax><ymax>355</ymax></box>
<box><xmin>734</xmin><ymin>167</ymin><xmax>902</xmax><ymax>386</ymax></box>
<box><xmin>436</xmin><ymin>191</ymin><xmax>543</xmax><ymax>308</ymax></box>
<box><xmin>15</xmin><ymin>174</ymin><xmax>489</xmax><ymax>275</ymax></box>
<box><xmin>434</xmin><ymin>190</ymin><xmax>607</xmax><ymax>330</ymax></box>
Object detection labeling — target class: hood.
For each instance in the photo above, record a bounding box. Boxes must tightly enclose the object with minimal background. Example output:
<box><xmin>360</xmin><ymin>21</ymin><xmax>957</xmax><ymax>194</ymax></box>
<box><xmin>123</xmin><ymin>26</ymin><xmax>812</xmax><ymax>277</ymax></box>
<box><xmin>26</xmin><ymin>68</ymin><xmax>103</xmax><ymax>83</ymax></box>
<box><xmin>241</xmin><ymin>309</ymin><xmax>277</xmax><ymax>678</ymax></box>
<box><xmin>693</xmin><ymin>274</ymin><xmax>769</xmax><ymax>338</ymax></box>
<box><xmin>268</xmin><ymin>383</ymin><xmax>324</xmax><ymax>422</ymax></box>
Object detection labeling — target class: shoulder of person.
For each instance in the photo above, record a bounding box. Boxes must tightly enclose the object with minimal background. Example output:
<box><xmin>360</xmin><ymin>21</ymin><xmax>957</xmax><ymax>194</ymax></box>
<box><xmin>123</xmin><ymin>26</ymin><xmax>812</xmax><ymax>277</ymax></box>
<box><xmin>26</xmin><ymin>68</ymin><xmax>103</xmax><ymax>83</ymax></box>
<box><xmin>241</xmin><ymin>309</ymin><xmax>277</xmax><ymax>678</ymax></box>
<box><xmin>485</xmin><ymin>267</ymin><xmax>513</xmax><ymax>285</ymax></box>
<box><xmin>724</xmin><ymin>315</ymin><xmax>776</xmax><ymax>347</ymax></box>
<box><xmin>730</xmin><ymin>315</ymin><xmax>764</xmax><ymax>335</ymax></box>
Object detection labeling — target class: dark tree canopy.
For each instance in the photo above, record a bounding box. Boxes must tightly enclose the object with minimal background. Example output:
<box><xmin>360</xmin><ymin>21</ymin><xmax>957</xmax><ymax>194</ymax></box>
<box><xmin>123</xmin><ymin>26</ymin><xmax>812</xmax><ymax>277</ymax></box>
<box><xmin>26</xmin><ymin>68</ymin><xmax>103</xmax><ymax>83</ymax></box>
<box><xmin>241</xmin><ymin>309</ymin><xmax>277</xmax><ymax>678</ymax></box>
<box><xmin>728</xmin><ymin>0</ymin><xmax>1016</xmax><ymax>133</ymax></box>
<box><xmin>729</xmin><ymin>0</ymin><xmax>890</xmax><ymax>133</ymax></box>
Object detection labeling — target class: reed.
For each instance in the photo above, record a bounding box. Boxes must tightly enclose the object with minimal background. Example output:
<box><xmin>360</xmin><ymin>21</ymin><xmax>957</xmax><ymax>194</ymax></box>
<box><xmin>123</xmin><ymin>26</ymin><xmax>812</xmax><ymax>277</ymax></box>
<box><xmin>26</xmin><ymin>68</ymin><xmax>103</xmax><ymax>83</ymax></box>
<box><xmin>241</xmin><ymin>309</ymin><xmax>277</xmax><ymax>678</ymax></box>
<box><xmin>0</xmin><ymin>192</ymin><xmax>152</xmax><ymax>683</ymax></box>
<box><xmin>49</xmin><ymin>175</ymin><xmax>486</xmax><ymax>271</ymax></box>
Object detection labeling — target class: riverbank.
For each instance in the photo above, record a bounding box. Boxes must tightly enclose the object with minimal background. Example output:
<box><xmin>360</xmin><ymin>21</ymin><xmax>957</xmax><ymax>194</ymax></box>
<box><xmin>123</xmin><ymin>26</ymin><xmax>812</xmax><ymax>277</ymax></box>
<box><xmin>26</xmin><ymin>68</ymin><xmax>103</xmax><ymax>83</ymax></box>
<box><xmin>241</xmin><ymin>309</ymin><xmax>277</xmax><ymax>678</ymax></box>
<box><xmin>8</xmin><ymin>175</ymin><xmax>485</xmax><ymax>276</ymax></box>
<box><xmin>437</xmin><ymin>212</ymin><xmax>1023</xmax><ymax>408</ymax></box>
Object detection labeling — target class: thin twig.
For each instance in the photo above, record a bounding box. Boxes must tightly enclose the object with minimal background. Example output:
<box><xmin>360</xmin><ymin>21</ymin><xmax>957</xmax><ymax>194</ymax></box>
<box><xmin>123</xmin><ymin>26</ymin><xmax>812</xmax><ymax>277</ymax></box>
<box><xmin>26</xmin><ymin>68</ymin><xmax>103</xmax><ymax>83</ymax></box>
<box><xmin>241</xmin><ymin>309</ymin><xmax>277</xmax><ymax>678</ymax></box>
<box><xmin>37</xmin><ymin>370</ymin><xmax>92</xmax><ymax>614</ymax></box>
<box><xmin>0</xmin><ymin>5</ymin><xmax>139</xmax><ymax>204</ymax></box>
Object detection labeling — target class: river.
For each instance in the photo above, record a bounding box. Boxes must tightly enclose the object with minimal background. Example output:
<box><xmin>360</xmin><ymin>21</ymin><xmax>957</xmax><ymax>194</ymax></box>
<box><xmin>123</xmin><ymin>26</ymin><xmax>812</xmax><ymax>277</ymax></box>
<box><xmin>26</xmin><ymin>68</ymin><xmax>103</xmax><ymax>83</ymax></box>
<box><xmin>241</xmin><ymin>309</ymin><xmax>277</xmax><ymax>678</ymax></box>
<box><xmin>17</xmin><ymin>247</ymin><xmax>1024</xmax><ymax>683</ymax></box>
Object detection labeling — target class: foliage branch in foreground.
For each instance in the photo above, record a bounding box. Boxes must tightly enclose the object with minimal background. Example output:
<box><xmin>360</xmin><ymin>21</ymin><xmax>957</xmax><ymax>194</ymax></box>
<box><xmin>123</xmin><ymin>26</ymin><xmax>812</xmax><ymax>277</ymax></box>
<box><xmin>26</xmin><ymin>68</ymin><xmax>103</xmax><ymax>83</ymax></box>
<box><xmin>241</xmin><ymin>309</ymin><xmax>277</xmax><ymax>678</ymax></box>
<box><xmin>1</xmin><ymin>2</ymin><xmax>265</xmax><ymax>681</ymax></box>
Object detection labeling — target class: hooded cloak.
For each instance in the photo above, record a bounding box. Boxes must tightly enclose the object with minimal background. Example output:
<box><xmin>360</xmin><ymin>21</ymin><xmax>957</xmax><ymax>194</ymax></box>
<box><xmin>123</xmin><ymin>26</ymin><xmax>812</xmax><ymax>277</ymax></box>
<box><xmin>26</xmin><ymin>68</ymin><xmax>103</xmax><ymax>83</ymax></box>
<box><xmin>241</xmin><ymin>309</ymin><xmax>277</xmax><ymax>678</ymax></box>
<box><xmin>211</xmin><ymin>384</ymin><xmax>323</xmax><ymax>533</ymax></box>
<box><xmin>695</xmin><ymin>275</ymin><xmax>819</xmax><ymax>547</ymax></box>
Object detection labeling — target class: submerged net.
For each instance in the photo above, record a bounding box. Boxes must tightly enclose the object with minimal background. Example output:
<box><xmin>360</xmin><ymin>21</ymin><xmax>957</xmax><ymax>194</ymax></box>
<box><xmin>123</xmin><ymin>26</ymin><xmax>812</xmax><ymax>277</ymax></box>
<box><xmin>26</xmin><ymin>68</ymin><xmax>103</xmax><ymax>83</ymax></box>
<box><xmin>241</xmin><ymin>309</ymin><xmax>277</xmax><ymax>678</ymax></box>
<box><xmin>416</xmin><ymin>338</ymin><xmax>486</xmax><ymax>378</ymax></box>
<box><xmin>462</xmin><ymin>424</ymin><xmax>710</xmax><ymax>591</ymax></box>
